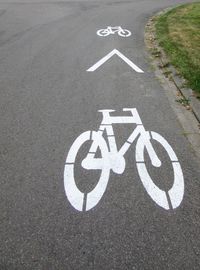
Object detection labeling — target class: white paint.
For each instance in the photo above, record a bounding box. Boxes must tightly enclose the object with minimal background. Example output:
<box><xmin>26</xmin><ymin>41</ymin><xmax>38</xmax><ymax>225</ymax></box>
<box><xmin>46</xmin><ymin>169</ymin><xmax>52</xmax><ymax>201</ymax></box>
<box><xmin>64</xmin><ymin>131</ymin><xmax>110</xmax><ymax>211</ymax></box>
<box><xmin>87</xmin><ymin>49</ymin><xmax>144</xmax><ymax>73</ymax></box>
<box><xmin>168</xmin><ymin>162</ymin><xmax>184</xmax><ymax>209</ymax></box>
<box><xmin>97</xmin><ymin>26</ymin><xmax>131</xmax><ymax>37</ymax></box>
<box><xmin>64</xmin><ymin>164</ymin><xmax>84</xmax><ymax>211</ymax></box>
<box><xmin>135</xmin><ymin>132</ymin><xmax>162</xmax><ymax>167</ymax></box>
<box><xmin>64</xmin><ymin>131</ymin><xmax>90</xmax><ymax>211</ymax></box>
<box><xmin>64</xmin><ymin>108</ymin><xmax>184</xmax><ymax>211</ymax></box>
<box><xmin>136</xmin><ymin>163</ymin><xmax>170</xmax><ymax>209</ymax></box>
<box><xmin>136</xmin><ymin>131</ymin><xmax>184</xmax><ymax>209</ymax></box>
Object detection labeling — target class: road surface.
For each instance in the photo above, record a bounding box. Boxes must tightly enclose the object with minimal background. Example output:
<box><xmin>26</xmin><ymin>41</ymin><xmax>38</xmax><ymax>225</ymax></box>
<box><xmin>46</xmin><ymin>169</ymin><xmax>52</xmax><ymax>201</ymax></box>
<box><xmin>0</xmin><ymin>0</ymin><xmax>200</xmax><ymax>269</ymax></box>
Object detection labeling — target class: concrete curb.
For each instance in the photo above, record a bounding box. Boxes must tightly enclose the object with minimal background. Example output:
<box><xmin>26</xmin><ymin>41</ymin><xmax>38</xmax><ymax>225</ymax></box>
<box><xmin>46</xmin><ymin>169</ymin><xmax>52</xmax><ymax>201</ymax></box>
<box><xmin>145</xmin><ymin>11</ymin><xmax>200</xmax><ymax>124</ymax></box>
<box><xmin>171</xmin><ymin>67</ymin><xmax>200</xmax><ymax>124</ymax></box>
<box><xmin>144</xmin><ymin>11</ymin><xmax>200</xmax><ymax>161</ymax></box>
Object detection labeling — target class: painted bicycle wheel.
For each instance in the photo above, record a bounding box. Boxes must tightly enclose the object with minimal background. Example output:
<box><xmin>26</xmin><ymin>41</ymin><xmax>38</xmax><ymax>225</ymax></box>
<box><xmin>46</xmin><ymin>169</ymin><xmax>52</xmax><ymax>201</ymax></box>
<box><xmin>64</xmin><ymin>131</ymin><xmax>110</xmax><ymax>211</ymax></box>
<box><xmin>97</xmin><ymin>29</ymin><xmax>110</xmax><ymax>36</ymax></box>
<box><xmin>118</xmin><ymin>29</ymin><xmax>131</xmax><ymax>37</ymax></box>
<box><xmin>135</xmin><ymin>132</ymin><xmax>184</xmax><ymax>210</ymax></box>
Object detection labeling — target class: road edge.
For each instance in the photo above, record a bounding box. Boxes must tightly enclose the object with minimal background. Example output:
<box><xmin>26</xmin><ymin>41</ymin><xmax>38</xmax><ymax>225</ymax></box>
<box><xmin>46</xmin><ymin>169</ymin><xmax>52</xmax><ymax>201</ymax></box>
<box><xmin>144</xmin><ymin>9</ymin><xmax>200</xmax><ymax>162</ymax></box>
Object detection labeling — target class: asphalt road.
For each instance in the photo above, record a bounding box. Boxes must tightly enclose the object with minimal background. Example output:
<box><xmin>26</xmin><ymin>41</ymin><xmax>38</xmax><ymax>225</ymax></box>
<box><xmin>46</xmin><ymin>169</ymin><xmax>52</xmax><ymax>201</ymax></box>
<box><xmin>0</xmin><ymin>1</ymin><xmax>200</xmax><ymax>269</ymax></box>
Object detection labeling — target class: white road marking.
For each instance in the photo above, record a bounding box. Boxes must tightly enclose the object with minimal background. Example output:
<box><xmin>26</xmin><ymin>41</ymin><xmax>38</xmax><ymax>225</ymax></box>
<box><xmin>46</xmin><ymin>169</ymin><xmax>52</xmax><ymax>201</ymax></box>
<box><xmin>136</xmin><ymin>163</ymin><xmax>170</xmax><ymax>209</ymax></box>
<box><xmin>64</xmin><ymin>108</ymin><xmax>184</xmax><ymax>211</ymax></box>
<box><xmin>87</xmin><ymin>49</ymin><xmax>144</xmax><ymax>73</ymax></box>
<box><xmin>136</xmin><ymin>131</ymin><xmax>184</xmax><ymax>209</ymax></box>
<box><xmin>97</xmin><ymin>26</ymin><xmax>132</xmax><ymax>37</ymax></box>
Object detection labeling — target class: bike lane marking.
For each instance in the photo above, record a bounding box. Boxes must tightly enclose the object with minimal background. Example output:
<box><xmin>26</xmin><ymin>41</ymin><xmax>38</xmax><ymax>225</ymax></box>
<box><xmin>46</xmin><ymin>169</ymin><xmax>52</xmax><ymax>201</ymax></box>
<box><xmin>97</xmin><ymin>26</ymin><xmax>132</xmax><ymax>37</ymax></box>
<box><xmin>64</xmin><ymin>109</ymin><xmax>184</xmax><ymax>212</ymax></box>
<box><xmin>87</xmin><ymin>49</ymin><xmax>144</xmax><ymax>73</ymax></box>
<box><xmin>64</xmin><ymin>25</ymin><xmax>185</xmax><ymax>212</ymax></box>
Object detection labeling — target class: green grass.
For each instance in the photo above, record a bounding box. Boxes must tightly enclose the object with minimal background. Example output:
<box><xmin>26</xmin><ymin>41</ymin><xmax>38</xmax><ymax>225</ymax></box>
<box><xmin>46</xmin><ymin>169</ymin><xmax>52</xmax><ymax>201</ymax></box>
<box><xmin>155</xmin><ymin>3</ymin><xmax>200</xmax><ymax>93</ymax></box>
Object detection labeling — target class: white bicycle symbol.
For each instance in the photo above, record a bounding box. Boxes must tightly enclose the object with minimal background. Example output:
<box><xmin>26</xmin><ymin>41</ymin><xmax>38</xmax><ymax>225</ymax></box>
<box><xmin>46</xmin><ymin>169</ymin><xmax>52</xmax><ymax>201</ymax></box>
<box><xmin>64</xmin><ymin>108</ymin><xmax>184</xmax><ymax>212</ymax></box>
<box><xmin>97</xmin><ymin>26</ymin><xmax>131</xmax><ymax>37</ymax></box>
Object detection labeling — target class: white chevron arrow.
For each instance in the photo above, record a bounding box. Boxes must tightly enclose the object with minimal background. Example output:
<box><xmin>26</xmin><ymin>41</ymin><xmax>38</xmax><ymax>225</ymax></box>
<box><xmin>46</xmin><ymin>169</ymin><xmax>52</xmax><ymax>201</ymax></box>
<box><xmin>87</xmin><ymin>49</ymin><xmax>144</xmax><ymax>73</ymax></box>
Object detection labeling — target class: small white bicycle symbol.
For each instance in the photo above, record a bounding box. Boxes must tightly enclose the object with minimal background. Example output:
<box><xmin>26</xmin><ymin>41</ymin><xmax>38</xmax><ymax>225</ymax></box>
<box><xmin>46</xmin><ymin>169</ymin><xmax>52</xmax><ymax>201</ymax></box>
<box><xmin>97</xmin><ymin>26</ymin><xmax>131</xmax><ymax>37</ymax></box>
<box><xmin>64</xmin><ymin>108</ymin><xmax>184</xmax><ymax>212</ymax></box>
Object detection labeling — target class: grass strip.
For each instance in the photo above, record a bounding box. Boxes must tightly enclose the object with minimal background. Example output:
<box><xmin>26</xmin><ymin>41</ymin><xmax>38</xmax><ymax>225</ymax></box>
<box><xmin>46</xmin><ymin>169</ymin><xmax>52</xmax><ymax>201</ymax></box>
<box><xmin>155</xmin><ymin>3</ymin><xmax>200</xmax><ymax>93</ymax></box>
